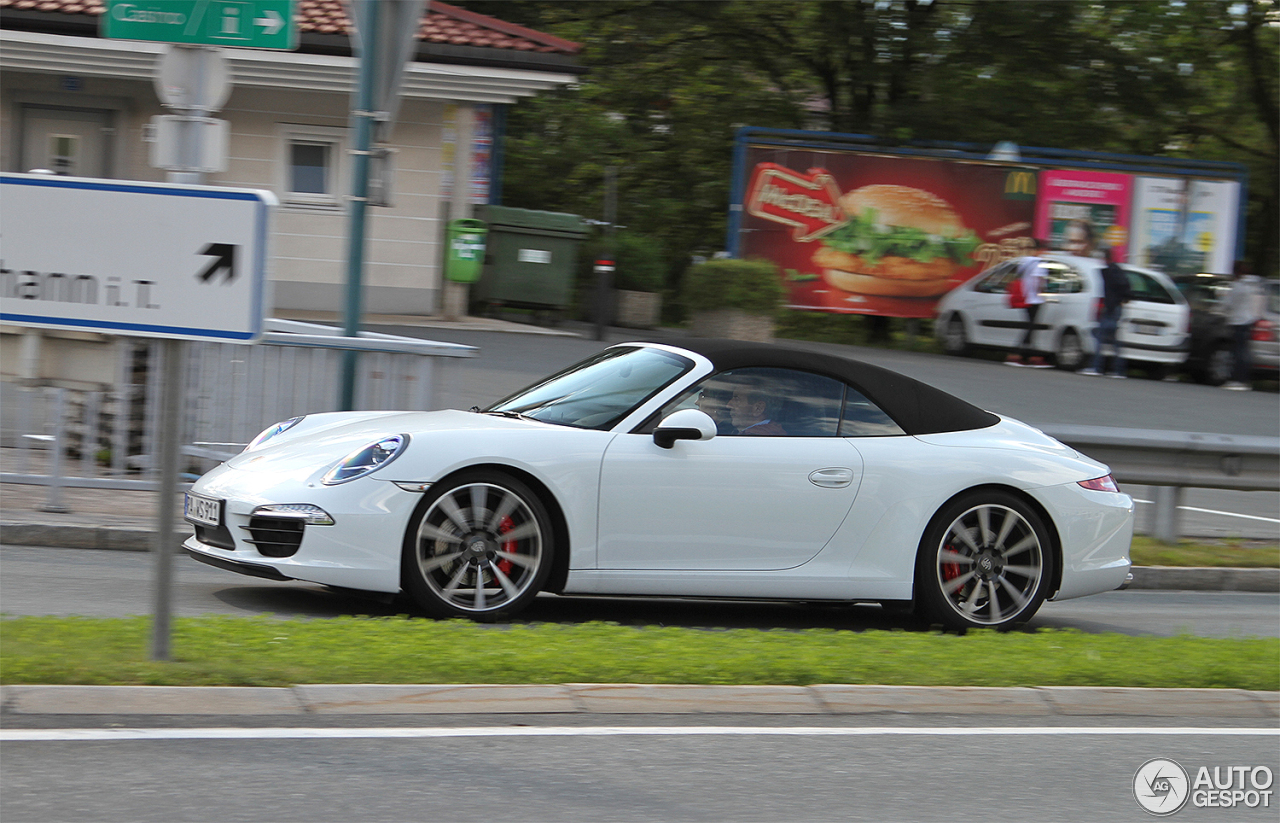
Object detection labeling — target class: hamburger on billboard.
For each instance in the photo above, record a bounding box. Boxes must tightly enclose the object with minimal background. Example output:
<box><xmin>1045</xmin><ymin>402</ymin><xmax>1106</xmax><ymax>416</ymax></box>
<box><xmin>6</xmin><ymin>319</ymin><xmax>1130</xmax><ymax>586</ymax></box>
<box><xmin>741</xmin><ymin>152</ymin><xmax>1040</xmax><ymax>319</ymax></box>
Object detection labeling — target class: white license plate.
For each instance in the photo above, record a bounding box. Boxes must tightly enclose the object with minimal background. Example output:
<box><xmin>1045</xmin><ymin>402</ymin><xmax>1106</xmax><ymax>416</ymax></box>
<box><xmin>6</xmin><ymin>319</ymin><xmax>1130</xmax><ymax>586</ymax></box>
<box><xmin>1133</xmin><ymin>322</ymin><xmax>1162</xmax><ymax>335</ymax></box>
<box><xmin>184</xmin><ymin>493</ymin><xmax>221</xmax><ymax>527</ymax></box>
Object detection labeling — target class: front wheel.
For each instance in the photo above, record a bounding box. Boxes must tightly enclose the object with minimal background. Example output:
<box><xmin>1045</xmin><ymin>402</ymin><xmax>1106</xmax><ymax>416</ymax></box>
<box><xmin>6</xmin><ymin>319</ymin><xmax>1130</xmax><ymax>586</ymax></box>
<box><xmin>941</xmin><ymin>314</ymin><xmax>970</xmax><ymax>356</ymax></box>
<box><xmin>1201</xmin><ymin>345</ymin><xmax>1235</xmax><ymax>386</ymax></box>
<box><xmin>402</xmin><ymin>471</ymin><xmax>553</xmax><ymax>620</ymax></box>
<box><xmin>914</xmin><ymin>491</ymin><xmax>1055</xmax><ymax>631</ymax></box>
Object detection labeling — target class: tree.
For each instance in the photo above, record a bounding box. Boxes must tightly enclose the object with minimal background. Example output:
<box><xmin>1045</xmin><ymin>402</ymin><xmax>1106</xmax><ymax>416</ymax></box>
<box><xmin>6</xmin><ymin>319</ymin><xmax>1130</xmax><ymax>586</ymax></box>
<box><xmin>458</xmin><ymin>0</ymin><xmax>1279</xmax><ymax>277</ymax></box>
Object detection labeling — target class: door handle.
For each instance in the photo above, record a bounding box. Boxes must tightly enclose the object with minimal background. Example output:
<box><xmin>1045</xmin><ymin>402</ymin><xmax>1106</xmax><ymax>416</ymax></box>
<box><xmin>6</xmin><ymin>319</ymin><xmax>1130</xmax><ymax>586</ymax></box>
<box><xmin>809</xmin><ymin>468</ymin><xmax>854</xmax><ymax>488</ymax></box>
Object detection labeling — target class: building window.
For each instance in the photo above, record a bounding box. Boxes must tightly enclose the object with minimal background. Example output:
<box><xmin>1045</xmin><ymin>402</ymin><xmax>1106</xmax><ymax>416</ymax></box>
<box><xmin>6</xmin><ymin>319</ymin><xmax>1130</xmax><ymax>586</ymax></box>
<box><xmin>290</xmin><ymin>141</ymin><xmax>329</xmax><ymax>194</ymax></box>
<box><xmin>279</xmin><ymin>125</ymin><xmax>345</xmax><ymax>207</ymax></box>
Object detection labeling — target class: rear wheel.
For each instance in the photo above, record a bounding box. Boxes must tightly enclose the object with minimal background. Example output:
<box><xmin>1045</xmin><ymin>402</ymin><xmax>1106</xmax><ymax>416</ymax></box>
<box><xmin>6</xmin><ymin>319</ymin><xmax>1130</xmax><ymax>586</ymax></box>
<box><xmin>1055</xmin><ymin>329</ymin><xmax>1083</xmax><ymax>371</ymax></box>
<box><xmin>915</xmin><ymin>491</ymin><xmax>1055</xmax><ymax>631</ymax></box>
<box><xmin>402</xmin><ymin>471</ymin><xmax>553</xmax><ymax>620</ymax></box>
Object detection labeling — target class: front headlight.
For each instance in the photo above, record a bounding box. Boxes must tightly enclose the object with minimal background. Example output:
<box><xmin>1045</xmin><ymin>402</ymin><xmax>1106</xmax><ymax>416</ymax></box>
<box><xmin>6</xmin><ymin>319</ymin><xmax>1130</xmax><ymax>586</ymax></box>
<box><xmin>245</xmin><ymin>416</ymin><xmax>305</xmax><ymax>451</ymax></box>
<box><xmin>322</xmin><ymin>434</ymin><xmax>408</xmax><ymax>485</ymax></box>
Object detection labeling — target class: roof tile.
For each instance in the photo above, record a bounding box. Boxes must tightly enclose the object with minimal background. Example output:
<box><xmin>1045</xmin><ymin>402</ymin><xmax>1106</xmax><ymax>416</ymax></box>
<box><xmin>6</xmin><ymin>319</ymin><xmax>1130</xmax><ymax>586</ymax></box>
<box><xmin>0</xmin><ymin>0</ymin><xmax>580</xmax><ymax>55</ymax></box>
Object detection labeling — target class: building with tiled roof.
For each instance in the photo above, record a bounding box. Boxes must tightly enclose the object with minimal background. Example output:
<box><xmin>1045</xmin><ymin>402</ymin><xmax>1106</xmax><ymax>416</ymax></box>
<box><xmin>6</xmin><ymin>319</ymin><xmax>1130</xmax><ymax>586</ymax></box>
<box><xmin>1</xmin><ymin>0</ymin><xmax>581</xmax><ymax>318</ymax></box>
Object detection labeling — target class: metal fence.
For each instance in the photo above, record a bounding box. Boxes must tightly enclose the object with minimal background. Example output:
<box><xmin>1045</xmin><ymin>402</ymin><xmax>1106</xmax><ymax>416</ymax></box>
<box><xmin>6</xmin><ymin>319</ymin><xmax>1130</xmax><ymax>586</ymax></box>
<box><xmin>0</xmin><ymin>320</ymin><xmax>475</xmax><ymax>510</ymax></box>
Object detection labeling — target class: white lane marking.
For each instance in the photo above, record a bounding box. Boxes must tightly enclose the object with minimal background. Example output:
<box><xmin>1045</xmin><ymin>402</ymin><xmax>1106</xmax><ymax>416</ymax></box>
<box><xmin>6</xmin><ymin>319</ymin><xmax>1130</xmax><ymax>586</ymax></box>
<box><xmin>1131</xmin><ymin>500</ymin><xmax>1280</xmax><ymax>524</ymax></box>
<box><xmin>4</xmin><ymin>726</ymin><xmax>1277</xmax><ymax>742</ymax></box>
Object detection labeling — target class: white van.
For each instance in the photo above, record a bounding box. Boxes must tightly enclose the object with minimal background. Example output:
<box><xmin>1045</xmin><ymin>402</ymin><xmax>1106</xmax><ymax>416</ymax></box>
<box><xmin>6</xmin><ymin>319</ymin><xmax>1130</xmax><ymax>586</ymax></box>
<box><xmin>934</xmin><ymin>253</ymin><xmax>1191</xmax><ymax>373</ymax></box>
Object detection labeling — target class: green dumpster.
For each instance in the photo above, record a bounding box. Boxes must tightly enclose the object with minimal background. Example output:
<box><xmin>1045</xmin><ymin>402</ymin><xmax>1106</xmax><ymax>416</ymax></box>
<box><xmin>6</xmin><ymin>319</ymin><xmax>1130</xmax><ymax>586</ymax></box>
<box><xmin>445</xmin><ymin>218</ymin><xmax>488</xmax><ymax>283</ymax></box>
<box><xmin>472</xmin><ymin>205</ymin><xmax>588</xmax><ymax>315</ymax></box>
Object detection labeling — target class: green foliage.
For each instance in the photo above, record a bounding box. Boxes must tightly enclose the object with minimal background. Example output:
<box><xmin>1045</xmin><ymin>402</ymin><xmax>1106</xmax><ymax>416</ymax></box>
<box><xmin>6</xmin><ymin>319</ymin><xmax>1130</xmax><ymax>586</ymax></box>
<box><xmin>579</xmin><ymin>231</ymin><xmax>667</xmax><ymax>293</ymax></box>
<box><xmin>2</xmin><ymin>617</ymin><xmax>1275</xmax><ymax>690</ymax></box>
<box><xmin>681</xmin><ymin>258</ymin><xmax>785</xmax><ymax>316</ymax></box>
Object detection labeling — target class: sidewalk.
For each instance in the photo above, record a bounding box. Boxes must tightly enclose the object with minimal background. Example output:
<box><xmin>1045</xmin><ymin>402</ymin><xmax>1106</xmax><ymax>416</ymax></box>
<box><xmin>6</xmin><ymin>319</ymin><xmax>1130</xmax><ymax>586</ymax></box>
<box><xmin>3</xmin><ymin>683</ymin><xmax>1277</xmax><ymax>718</ymax></box>
<box><xmin>0</xmin><ymin>482</ymin><xmax>1276</xmax><ymax>592</ymax></box>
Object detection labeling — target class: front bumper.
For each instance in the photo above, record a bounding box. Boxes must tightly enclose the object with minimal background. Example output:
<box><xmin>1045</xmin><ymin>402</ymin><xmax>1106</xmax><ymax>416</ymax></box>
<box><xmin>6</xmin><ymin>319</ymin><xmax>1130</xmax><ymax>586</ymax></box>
<box><xmin>183</xmin><ymin>464</ymin><xmax>424</xmax><ymax>593</ymax></box>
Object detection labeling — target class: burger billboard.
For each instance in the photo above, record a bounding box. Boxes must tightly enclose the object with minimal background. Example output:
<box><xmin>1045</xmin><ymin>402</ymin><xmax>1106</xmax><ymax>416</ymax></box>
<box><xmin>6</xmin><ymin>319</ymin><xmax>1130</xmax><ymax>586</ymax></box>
<box><xmin>738</xmin><ymin>150</ymin><xmax>1040</xmax><ymax>319</ymax></box>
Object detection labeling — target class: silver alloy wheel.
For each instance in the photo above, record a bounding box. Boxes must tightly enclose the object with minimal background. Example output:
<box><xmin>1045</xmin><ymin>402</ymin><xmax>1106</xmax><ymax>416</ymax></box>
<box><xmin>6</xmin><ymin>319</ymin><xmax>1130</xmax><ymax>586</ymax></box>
<box><xmin>934</xmin><ymin>503</ymin><xmax>1044</xmax><ymax>626</ymax></box>
<box><xmin>415</xmin><ymin>481</ymin><xmax>544</xmax><ymax>613</ymax></box>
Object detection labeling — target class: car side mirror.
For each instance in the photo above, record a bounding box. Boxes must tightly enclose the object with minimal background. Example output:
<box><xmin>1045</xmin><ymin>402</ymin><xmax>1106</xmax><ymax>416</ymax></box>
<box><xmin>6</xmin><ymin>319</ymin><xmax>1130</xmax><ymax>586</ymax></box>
<box><xmin>653</xmin><ymin>409</ymin><xmax>717</xmax><ymax>449</ymax></box>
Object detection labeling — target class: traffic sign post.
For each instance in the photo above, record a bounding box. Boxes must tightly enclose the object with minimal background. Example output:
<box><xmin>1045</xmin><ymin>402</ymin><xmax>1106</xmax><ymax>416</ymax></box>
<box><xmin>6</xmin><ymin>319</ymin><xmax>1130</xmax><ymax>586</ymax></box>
<box><xmin>102</xmin><ymin>0</ymin><xmax>297</xmax><ymax>50</ymax></box>
<box><xmin>1</xmin><ymin>173</ymin><xmax>274</xmax><ymax>662</ymax></box>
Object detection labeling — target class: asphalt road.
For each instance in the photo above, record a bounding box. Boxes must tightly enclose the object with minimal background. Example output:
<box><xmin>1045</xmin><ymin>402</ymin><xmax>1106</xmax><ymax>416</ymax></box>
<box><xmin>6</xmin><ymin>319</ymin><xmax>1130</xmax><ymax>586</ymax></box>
<box><xmin>3</xmin><ymin>717</ymin><xmax>1276</xmax><ymax>823</ymax></box>
<box><xmin>2</xmin><ymin>545</ymin><xmax>1275</xmax><ymax>638</ymax></box>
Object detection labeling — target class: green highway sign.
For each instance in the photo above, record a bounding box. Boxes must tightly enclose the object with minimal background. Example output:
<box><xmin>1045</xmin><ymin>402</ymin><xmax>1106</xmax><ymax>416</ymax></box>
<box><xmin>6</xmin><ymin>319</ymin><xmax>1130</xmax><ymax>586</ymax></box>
<box><xmin>102</xmin><ymin>0</ymin><xmax>297</xmax><ymax>50</ymax></box>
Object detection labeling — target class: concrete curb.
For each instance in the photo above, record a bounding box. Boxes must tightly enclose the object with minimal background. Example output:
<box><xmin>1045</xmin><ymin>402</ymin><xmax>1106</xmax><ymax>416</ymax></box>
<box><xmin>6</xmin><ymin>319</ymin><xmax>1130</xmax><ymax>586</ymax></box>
<box><xmin>3</xmin><ymin>684</ymin><xmax>1276</xmax><ymax>718</ymax></box>
<box><xmin>4</xmin><ymin>521</ymin><xmax>1276</xmax><ymax>592</ymax></box>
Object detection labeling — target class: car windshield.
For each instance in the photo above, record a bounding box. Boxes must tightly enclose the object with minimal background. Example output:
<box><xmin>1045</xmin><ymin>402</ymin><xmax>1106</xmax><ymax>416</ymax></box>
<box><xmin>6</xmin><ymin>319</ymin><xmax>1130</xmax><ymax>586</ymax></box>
<box><xmin>485</xmin><ymin>346</ymin><xmax>694</xmax><ymax>430</ymax></box>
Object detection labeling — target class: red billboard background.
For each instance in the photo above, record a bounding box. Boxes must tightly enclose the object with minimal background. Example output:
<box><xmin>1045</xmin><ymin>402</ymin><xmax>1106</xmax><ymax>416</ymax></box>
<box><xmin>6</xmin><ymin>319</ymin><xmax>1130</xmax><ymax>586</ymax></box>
<box><xmin>739</xmin><ymin>148</ymin><xmax>1039</xmax><ymax>318</ymax></box>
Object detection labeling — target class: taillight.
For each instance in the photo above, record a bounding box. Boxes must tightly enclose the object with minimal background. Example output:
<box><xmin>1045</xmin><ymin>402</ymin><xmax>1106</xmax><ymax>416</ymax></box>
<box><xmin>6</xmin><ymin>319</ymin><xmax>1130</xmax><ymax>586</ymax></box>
<box><xmin>1252</xmin><ymin>319</ymin><xmax>1276</xmax><ymax>343</ymax></box>
<box><xmin>1078</xmin><ymin>474</ymin><xmax>1119</xmax><ymax>493</ymax></box>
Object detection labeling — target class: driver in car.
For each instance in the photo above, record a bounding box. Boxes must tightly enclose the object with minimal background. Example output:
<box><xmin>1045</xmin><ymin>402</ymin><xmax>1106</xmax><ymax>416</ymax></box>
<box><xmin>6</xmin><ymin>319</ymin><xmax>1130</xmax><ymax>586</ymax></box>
<box><xmin>695</xmin><ymin>382</ymin><xmax>737</xmax><ymax>435</ymax></box>
<box><xmin>726</xmin><ymin>379</ymin><xmax>787</xmax><ymax>436</ymax></box>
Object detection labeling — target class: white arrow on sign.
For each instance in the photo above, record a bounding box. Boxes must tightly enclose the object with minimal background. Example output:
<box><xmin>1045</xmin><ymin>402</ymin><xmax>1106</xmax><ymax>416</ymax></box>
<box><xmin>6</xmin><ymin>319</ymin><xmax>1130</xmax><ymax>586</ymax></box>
<box><xmin>254</xmin><ymin>10</ymin><xmax>284</xmax><ymax>36</ymax></box>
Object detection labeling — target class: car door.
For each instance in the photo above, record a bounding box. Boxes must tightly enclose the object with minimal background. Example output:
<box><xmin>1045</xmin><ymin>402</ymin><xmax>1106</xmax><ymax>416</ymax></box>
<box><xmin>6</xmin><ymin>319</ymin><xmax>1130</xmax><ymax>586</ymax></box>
<box><xmin>960</xmin><ymin>262</ymin><xmax>1024</xmax><ymax>348</ymax></box>
<box><xmin>1038</xmin><ymin>261</ymin><xmax>1093</xmax><ymax>350</ymax></box>
<box><xmin>1117</xmin><ymin>269</ymin><xmax>1188</xmax><ymax>359</ymax></box>
<box><xmin>596</xmin><ymin>368</ymin><xmax>863</xmax><ymax>571</ymax></box>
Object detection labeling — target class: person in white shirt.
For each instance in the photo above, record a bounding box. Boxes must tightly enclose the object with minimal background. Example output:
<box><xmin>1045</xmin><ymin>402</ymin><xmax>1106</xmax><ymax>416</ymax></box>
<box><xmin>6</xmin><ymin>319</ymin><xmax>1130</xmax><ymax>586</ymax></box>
<box><xmin>1221</xmin><ymin>260</ymin><xmax>1264</xmax><ymax>390</ymax></box>
<box><xmin>1006</xmin><ymin>239</ymin><xmax>1051</xmax><ymax>368</ymax></box>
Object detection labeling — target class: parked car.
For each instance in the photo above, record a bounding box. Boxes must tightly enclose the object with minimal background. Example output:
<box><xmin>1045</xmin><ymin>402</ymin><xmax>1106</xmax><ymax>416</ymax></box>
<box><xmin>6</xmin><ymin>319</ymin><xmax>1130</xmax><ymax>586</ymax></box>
<box><xmin>184</xmin><ymin>338</ymin><xmax>1134</xmax><ymax>632</ymax></box>
<box><xmin>1256</xmin><ymin>279</ymin><xmax>1280</xmax><ymax>378</ymax></box>
<box><xmin>935</xmin><ymin>254</ymin><xmax>1191</xmax><ymax>374</ymax></box>
<box><xmin>1173</xmin><ymin>273</ymin><xmax>1279</xmax><ymax>385</ymax></box>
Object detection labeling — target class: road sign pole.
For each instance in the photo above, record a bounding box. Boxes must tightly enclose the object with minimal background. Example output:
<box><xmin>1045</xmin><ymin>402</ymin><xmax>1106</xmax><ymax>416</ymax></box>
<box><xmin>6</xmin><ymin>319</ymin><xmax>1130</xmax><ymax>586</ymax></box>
<box><xmin>339</xmin><ymin>0</ymin><xmax>382</xmax><ymax>411</ymax></box>
<box><xmin>150</xmin><ymin>337</ymin><xmax>185</xmax><ymax>661</ymax></box>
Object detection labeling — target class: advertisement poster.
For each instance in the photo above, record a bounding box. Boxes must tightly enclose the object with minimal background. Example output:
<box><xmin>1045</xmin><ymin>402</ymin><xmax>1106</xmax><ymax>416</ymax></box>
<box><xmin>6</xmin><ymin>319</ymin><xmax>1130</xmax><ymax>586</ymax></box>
<box><xmin>441</xmin><ymin>103</ymin><xmax>493</xmax><ymax>205</ymax></box>
<box><xmin>1033</xmin><ymin>170</ymin><xmax>1132</xmax><ymax>260</ymax></box>
<box><xmin>739</xmin><ymin>148</ymin><xmax>1039</xmax><ymax>318</ymax></box>
<box><xmin>1130</xmin><ymin>177</ymin><xmax>1240</xmax><ymax>275</ymax></box>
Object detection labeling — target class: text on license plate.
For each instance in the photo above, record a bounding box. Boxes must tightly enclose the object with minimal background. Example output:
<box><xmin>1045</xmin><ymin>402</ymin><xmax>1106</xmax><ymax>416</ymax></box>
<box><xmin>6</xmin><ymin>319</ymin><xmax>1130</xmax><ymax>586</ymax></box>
<box><xmin>184</xmin><ymin>493</ymin><xmax>221</xmax><ymax>527</ymax></box>
<box><xmin>1133</xmin><ymin>322</ymin><xmax>1162</xmax><ymax>335</ymax></box>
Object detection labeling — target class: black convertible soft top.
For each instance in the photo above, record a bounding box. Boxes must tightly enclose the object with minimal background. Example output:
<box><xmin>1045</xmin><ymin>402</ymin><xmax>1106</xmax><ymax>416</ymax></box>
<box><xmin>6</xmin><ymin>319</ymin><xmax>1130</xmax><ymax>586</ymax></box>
<box><xmin>652</xmin><ymin>338</ymin><xmax>999</xmax><ymax>436</ymax></box>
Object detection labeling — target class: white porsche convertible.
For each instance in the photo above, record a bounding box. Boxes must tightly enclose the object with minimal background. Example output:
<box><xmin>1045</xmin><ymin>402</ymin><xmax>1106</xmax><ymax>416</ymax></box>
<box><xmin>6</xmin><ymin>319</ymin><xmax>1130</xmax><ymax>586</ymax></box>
<box><xmin>184</xmin><ymin>339</ymin><xmax>1133</xmax><ymax>630</ymax></box>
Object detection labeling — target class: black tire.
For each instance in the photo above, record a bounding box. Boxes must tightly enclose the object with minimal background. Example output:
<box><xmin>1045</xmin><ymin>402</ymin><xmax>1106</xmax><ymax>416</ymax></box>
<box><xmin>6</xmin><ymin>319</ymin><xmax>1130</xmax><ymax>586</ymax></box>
<box><xmin>401</xmin><ymin>470</ymin><xmax>553</xmax><ymax>621</ymax></box>
<box><xmin>941</xmin><ymin>314</ymin><xmax>970</xmax><ymax>356</ymax></box>
<box><xmin>1202</xmin><ymin>345</ymin><xmax>1234</xmax><ymax>386</ymax></box>
<box><xmin>914</xmin><ymin>490</ymin><xmax>1055</xmax><ymax>631</ymax></box>
<box><xmin>1055</xmin><ymin>329</ymin><xmax>1083</xmax><ymax>371</ymax></box>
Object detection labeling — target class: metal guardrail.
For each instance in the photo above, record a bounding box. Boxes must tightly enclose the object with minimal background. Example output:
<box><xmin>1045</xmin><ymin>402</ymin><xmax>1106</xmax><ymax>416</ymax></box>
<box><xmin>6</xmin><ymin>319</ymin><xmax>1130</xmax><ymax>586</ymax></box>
<box><xmin>1040</xmin><ymin>424</ymin><xmax>1280</xmax><ymax>543</ymax></box>
<box><xmin>0</xmin><ymin>320</ymin><xmax>475</xmax><ymax>510</ymax></box>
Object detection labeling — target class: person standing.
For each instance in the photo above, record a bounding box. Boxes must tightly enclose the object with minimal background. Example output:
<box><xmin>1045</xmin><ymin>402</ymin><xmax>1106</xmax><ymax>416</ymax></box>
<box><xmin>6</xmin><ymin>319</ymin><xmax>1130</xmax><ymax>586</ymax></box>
<box><xmin>1006</xmin><ymin>239</ymin><xmax>1051</xmax><ymax>368</ymax></box>
<box><xmin>1221</xmin><ymin>261</ymin><xmax>1264</xmax><ymax>391</ymax></box>
<box><xmin>1079</xmin><ymin>246</ymin><xmax>1131</xmax><ymax>377</ymax></box>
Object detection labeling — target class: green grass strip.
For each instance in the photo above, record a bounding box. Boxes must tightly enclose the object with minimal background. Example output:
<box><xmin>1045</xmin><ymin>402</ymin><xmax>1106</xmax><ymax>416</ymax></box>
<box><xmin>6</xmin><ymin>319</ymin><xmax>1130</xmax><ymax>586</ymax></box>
<box><xmin>2</xmin><ymin>616</ymin><xmax>1275</xmax><ymax>690</ymax></box>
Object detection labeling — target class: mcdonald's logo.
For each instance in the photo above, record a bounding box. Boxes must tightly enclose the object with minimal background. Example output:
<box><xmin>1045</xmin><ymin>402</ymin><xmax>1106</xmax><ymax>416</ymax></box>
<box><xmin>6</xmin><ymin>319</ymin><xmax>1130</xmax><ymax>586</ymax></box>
<box><xmin>1005</xmin><ymin>170</ymin><xmax>1037</xmax><ymax>199</ymax></box>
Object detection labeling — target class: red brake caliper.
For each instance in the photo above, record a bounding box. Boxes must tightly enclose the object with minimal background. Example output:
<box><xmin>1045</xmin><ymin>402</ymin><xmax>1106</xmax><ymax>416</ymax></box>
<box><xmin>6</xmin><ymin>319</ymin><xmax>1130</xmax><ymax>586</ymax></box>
<box><xmin>941</xmin><ymin>541</ymin><xmax>963</xmax><ymax>590</ymax></box>
<box><xmin>496</xmin><ymin>516</ymin><xmax>516</xmax><ymax>575</ymax></box>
